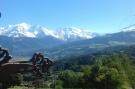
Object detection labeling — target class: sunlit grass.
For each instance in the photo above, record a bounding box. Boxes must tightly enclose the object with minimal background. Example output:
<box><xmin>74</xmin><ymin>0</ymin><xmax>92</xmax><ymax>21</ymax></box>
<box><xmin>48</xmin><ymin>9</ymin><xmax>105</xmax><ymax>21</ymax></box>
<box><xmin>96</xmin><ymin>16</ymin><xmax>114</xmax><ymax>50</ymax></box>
<box><xmin>8</xmin><ymin>86</ymin><xmax>34</xmax><ymax>89</ymax></box>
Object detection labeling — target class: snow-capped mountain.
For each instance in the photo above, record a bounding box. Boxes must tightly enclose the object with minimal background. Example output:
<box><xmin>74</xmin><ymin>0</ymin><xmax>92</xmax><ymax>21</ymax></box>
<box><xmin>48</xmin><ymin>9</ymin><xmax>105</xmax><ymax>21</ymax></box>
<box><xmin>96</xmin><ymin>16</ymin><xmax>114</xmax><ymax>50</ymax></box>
<box><xmin>0</xmin><ymin>23</ymin><xmax>98</xmax><ymax>41</ymax></box>
<box><xmin>0</xmin><ymin>23</ymin><xmax>35</xmax><ymax>37</ymax></box>
<box><xmin>121</xmin><ymin>24</ymin><xmax>135</xmax><ymax>32</ymax></box>
<box><xmin>55</xmin><ymin>27</ymin><xmax>97</xmax><ymax>41</ymax></box>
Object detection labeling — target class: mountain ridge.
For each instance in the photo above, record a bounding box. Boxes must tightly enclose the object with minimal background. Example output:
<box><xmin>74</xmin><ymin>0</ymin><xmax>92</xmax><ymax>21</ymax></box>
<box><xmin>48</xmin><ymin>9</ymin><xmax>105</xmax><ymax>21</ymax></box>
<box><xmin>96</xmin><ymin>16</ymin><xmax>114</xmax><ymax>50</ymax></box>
<box><xmin>1</xmin><ymin>23</ymin><xmax>135</xmax><ymax>59</ymax></box>
<box><xmin>0</xmin><ymin>23</ymin><xmax>98</xmax><ymax>41</ymax></box>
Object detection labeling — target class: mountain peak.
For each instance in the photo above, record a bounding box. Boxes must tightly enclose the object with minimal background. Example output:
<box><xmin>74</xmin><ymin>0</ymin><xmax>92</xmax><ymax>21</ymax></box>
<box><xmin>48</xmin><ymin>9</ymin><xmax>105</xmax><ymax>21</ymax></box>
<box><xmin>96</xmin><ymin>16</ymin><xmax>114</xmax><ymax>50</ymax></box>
<box><xmin>121</xmin><ymin>24</ymin><xmax>135</xmax><ymax>32</ymax></box>
<box><xmin>0</xmin><ymin>23</ymin><xmax>98</xmax><ymax>41</ymax></box>
<box><xmin>55</xmin><ymin>27</ymin><xmax>95</xmax><ymax>41</ymax></box>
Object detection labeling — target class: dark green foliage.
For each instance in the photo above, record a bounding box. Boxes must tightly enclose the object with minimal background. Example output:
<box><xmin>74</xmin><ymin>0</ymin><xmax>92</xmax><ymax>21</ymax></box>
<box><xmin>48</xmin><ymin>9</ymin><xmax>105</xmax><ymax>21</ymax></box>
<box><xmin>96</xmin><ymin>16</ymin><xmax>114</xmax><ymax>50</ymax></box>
<box><xmin>0</xmin><ymin>73</ymin><xmax>23</xmax><ymax>88</ymax></box>
<box><xmin>54</xmin><ymin>80</ymin><xmax>63</xmax><ymax>89</ymax></box>
<box><xmin>53</xmin><ymin>55</ymin><xmax>95</xmax><ymax>71</ymax></box>
<box><xmin>8</xmin><ymin>73</ymin><xmax>23</xmax><ymax>86</ymax></box>
<box><xmin>58</xmin><ymin>70</ymin><xmax>83</xmax><ymax>88</ymax></box>
<box><xmin>56</xmin><ymin>54</ymin><xmax>135</xmax><ymax>89</ymax></box>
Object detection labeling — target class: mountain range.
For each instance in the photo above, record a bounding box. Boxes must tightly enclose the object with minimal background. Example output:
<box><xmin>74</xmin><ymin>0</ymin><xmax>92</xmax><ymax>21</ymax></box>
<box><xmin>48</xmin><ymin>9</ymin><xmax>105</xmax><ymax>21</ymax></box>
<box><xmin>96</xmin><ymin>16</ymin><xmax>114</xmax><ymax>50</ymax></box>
<box><xmin>0</xmin><ymin>23</ymin><xmax>97</xmax><ymax>41</ymax></box>
<box><xmin>0</xmin><ymin>23</ymin><xmax>135</xmax><ymax>60</ymax></box>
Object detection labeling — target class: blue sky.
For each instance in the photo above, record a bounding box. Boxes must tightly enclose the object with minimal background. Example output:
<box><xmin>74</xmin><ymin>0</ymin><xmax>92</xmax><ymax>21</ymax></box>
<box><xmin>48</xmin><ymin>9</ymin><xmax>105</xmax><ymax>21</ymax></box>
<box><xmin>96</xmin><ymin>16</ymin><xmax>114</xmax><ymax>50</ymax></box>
<box><xmin>0</xmin><ymin>0</ymin><xmax>135</xmax><ymax>33</ymax></box>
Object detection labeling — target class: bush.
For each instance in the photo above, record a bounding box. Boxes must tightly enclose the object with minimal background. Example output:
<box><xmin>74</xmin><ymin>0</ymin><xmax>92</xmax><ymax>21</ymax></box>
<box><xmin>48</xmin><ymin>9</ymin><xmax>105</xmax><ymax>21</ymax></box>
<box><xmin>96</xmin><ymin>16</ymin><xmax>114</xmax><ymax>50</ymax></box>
<box><xmin>8</xmin><ymin>73</ymin><xmax>23</xmax><ymax>86</ymax></box>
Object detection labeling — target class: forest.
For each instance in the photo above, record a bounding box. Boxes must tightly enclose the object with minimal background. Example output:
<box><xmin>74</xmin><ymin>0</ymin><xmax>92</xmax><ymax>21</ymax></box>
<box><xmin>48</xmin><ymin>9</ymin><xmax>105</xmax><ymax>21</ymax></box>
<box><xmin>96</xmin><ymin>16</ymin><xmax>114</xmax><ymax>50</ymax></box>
<box><xmin>6</xmin><ymin>48</ymin><xmax>135</xmax><ymax>89</ymax></box>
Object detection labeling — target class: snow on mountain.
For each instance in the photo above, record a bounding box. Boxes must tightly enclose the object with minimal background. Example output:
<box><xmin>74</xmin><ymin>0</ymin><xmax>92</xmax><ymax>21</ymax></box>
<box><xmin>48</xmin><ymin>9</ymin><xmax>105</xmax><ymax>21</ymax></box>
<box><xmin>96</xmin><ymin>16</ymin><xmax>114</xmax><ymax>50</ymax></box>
<box><xmin>29</xmin><ymin>25</ymin><xmax>59</xmax><ymax>38</ymax></box>
<box><xmin>0</xmin><ymin>23</ymin><xmax>98</xmax><ymax>41</ymax></box>
<box><xmin>55</xmin><ymin>27</ymin><xmax>97</xmax><ymax>41</ymax></box>
<box><xmin>121</xmin><ymin>24</ymin><xmax>135</xmax><ymax>32</ymax></box>
<box><xmin>0</xmin><ymin>23</ymin><xmax>35</xmax><ymax>37</ymax></box>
